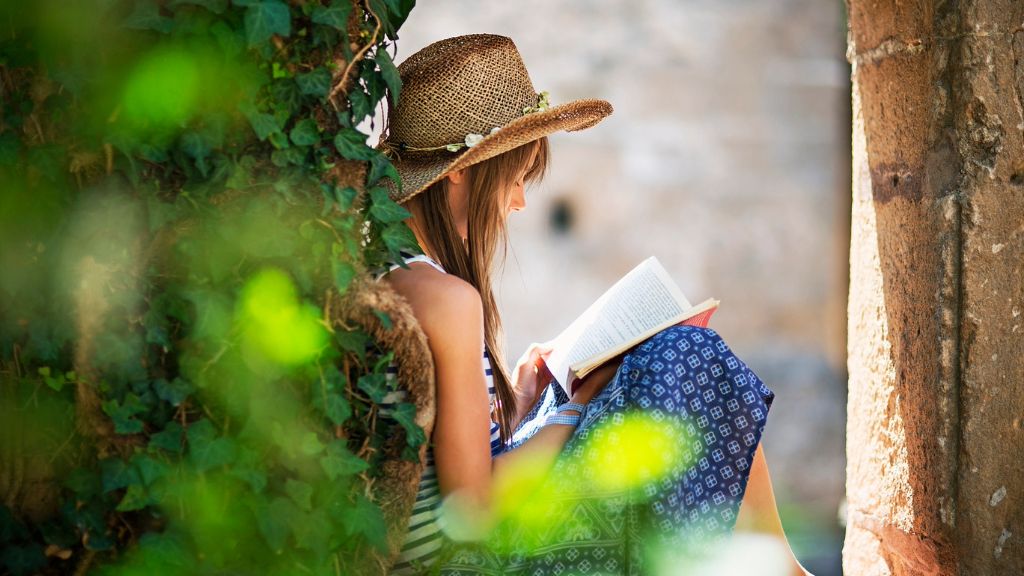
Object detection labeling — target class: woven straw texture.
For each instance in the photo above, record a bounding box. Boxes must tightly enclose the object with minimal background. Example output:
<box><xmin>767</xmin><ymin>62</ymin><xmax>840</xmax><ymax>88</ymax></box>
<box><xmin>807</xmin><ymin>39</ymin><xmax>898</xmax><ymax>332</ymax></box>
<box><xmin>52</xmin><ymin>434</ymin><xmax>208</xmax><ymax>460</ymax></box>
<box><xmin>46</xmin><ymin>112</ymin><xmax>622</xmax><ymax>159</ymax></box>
<box><xmin>377</xmin><ymin>34</ymin><xmax>612</xmax><ymax>203</ymax></box>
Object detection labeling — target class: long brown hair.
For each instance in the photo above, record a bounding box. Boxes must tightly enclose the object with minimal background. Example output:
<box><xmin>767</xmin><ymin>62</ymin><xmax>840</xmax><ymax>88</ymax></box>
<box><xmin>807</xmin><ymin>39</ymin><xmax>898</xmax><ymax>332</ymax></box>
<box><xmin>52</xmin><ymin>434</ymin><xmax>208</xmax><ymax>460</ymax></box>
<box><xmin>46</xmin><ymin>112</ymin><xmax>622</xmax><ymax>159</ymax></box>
<box><xmin>405</xmin><ymin>137</ymin><xmax>550</xmax><ymax>444</ymax></box>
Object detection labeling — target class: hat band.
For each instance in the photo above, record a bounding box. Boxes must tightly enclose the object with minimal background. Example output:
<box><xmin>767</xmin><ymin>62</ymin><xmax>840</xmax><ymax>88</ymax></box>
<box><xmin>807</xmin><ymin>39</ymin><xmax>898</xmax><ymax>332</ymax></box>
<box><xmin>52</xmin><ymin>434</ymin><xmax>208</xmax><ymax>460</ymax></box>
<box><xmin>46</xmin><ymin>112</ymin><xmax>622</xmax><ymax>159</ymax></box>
<box><xmin>380</xmin><ymin>91</ymin><xmax>550</xmax><ymax>161</ymax></box>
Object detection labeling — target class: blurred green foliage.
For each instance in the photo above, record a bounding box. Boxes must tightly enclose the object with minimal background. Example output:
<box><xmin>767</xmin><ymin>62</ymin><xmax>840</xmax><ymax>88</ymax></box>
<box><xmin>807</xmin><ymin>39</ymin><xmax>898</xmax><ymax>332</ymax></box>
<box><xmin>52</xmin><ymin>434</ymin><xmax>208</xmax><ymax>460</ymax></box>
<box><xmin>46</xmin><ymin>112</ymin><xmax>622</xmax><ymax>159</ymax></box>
<box><xmin>0</xmin><ymin>0</ymin><xmax>419</xmax><ymax>574</ymax></box>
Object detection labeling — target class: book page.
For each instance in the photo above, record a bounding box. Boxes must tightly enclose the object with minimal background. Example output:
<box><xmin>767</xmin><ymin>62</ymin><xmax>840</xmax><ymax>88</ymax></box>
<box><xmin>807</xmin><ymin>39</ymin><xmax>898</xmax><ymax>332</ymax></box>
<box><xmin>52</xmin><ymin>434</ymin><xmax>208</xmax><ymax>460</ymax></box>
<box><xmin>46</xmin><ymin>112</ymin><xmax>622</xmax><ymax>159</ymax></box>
<box><xmin>545</xmin><ymin>257</ymin><xmax>692</xmax><ymax>391</ymax></box>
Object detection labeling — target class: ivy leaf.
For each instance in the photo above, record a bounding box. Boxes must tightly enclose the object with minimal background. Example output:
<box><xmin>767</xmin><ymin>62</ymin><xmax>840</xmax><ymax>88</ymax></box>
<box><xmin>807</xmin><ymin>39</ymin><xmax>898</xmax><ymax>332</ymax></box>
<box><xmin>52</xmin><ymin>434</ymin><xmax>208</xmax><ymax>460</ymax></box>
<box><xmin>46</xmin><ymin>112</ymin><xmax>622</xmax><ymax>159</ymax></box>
<box><xmin>116</xmin><ymin>484</ymin><xmax>149</xmax><ymax>512</ymax></box>
<box><xmin>375</xmin><ymin>48</ymin><xmax>401</xmax><ymax>103</ymax></box>
<box><xmin>333</xmin><ymin>129</ymin><xmax>376</xmax><ymax>161</ymax></box>
<box><xmin>311</xmin><ymin>1</ymin><xmax>352</xmax><ymax>31</ymax></box>
<box><xmin>384</xmin><ymin>402</ymin><xmax>426</xmax><ymax>450</ymax></box>
<box><xmin>187</xmin><ymin>419</ymin><xmax>237</xmax><ymax>472</ymax></box>
<box><xmin>289</xmin><ymin>119</ymin><xmax>320</xmax><ymax>146</ymax></box>
<box><xmin>63</xmin><ymin>468</ymin><xmax>101</xmax><ymax>499</ymax></box>
<box><xmin>154</xmin><ymin>377</ymin><xmax>193</xmax><ymax>407</ymax></box>
<box><xmin>383</xmin><ymin>0</ymin><xmax>415</xmax><ymax>31</ymax></box>
<box><xmin>335</xmin><ymin>329</ymin><xmax>371</xmax><ymax>362</ymax></box>
<box><xmin>340</xmin><ymin>494</ymin><xmax>388</xmax><ymax>551</ymax></box>
<box><xmin>132</xmin><ymin>453</ymin><xmax>169</xmax><ymax>486</ymax></box>
<box><xmin>0</xmin><ymin>543</ymin><xmax>47</xmax><ymax>575</ymax></box>
<box><xmin>368</xmin><ymin>186</ymin><xmax>409</xmax><ymax>223</ymax></box>
<box><xmin>320</xmin><ymin>442</ymin><xmax>366</xmax><ymax>482</ymax></box>
<box><xmin>285</xmin><ymin>479</ymin><xmax>313</xmax><ymax>511</ymax></box>
<box><xmin>102</xmin><ymin>393</ymin><xmax>146</xmax><ymax>434</ymax></box>
<box><xmin>230</xmin><ymin>466</ymin><xmax>267</xmax><ymax>493</ymax></box>
<box><xmin>372</xmin><ymin>310</ymin><xmax>393</xmax><ymax>331</ymax></box>
<box><xmin>299</xmin><ymin>432</ymin><xmax>325</xmax><ymax>456</ymax></box>
<box><xmin>171</xmin><ymin>0</ymin><xmax>228</xmax><ymax>14</ymax></box>
<box><xmin>100</xmin><ymin>458</ymin><xmax>142</xmax><ymax>494</ymax></box>
<box><xmin>257</xmin><ymin>497</ymin><xmax>299</xmax><ymax>553</ymax></box>
<box><xmin>381</xmin><ymin>221</ymin><xmax>419</xmax><ymax>254</ymax></box>
<box><xmin>296</xmin><ymin>68</ymin><xmax>331</xmax><ymax>98</ymax></box>
<box><xmin>123</xmin><ymin>0</ymin><xmax>174</xmax><ymax>33</ymax></box>
<box><xmin>357</xmin><ymin>373</ymin><xmax>387</xmax><ymax>403</ymax></box>
<box><xmin>324</xmin><ymin>394</ymin><xmax>351</xmax><ymax>426</ymax></box>
<box><xmin>149</xmin><ymin>421</ymin><xmax>185</xmax><ymax>454</ymax></box>
<box><xmin>244</xmin><ymin>0</ymin><xmax>292</xmax><ymax>48</ymax></box>
<box><xmin>367</xmin><ymin>152</ymin><xmax>400</xmax><ymax>187</ymax></box>
<box><xmin>244</xmin><ymin>109</ymin><xmax>281</xmax><ymax>141</ymax></box>
<box><xmin>332</xmin><ymin>260</ymin><xmax>356</xmax><ymax>292</ymax></box>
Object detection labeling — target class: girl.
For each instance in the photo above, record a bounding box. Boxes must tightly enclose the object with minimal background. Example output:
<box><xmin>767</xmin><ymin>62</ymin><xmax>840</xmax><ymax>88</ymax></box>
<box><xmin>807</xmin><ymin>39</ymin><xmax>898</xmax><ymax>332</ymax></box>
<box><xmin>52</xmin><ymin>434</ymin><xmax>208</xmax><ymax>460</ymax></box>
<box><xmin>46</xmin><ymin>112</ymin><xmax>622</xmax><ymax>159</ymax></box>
<box><xmin>376</xmin><ymin>34</ymin><xmax>808</xmax><ymax>575</ymax></box>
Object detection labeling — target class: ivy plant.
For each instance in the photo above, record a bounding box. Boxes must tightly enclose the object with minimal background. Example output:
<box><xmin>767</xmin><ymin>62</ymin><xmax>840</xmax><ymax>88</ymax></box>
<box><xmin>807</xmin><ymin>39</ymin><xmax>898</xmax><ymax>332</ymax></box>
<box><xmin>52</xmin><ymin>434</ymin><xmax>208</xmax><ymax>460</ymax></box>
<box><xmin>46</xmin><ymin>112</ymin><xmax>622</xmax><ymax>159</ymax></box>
<box><xmin>0</xmin><ymin>1</ymin><xmax>420</xmax><ymax>574</ymax></box>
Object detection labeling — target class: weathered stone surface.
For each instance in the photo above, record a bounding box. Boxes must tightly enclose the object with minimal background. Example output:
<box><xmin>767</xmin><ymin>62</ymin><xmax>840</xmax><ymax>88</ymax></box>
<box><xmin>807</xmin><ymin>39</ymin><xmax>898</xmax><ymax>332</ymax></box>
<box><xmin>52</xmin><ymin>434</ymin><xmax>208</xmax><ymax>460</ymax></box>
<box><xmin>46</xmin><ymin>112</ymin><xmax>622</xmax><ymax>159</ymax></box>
<box><xmin>846</xmin><ymin>0</ymin><xmax>1023</xmax><ymax>573</ymax></box>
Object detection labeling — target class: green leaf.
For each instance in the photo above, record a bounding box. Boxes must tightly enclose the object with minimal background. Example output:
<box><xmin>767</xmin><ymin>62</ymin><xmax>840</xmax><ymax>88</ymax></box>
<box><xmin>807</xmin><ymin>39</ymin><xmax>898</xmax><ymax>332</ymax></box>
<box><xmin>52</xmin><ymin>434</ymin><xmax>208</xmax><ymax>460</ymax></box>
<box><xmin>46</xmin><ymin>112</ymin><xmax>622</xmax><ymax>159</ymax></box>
<box><xmin>324</xmin><ymin>394</ymin><xmax>351</xmax><ymax>426</ymax></box>
<box><xmin>132</xmin><ymin>454</ymin><xmax>169</xmax><ymax>486</ymax></box>
<box><xmin>257</xmin><ymin>497</ymin><xmax>299</xmax><ymax>552</ymax></box>
<box><xmin>154</xmin><ymin>377</ymin><xmax>193</xmax><ymax>407</ymax></box>
<box><xmin>357</xmin><ymin>373</ymin><xmax>387</xmax><ymax>403</ymax></box>
<box><xmin>320</xmin><ymin>442</ymin><xmax>368</xmax><ymax>481</ymax></box>
<box><xmin>116</xmin><ymin>484</ymin><xmax>149</xmax><ymax>512</ymax></box>
<box><xmin>368</xmin><ymin>186</ymin><xmax>409</xmax><ymax>223</ymax></box>
<box><xmin>63</xmin><ymin>468</ymin><xmax>101</xmax><ymax>499</ymax></box>
<box><xmin>299</xmin><ymin>432</ymin><xmax>325</xmax><ymax>456</ymax></box>
<box><xmin>268</xmin><ymin>130</ymin><xmax>290</xmax><ymax>149</ymax></box>
<box><xmin>296</xmin><ymin>68</ymin><xmax>332</xmax><ymax>98</ymax></box>
<box><xmin>285</xmin><ymin>479</ymin><xmax>313</xmax><ymax>511</ymax></box>
<box><xmin>384</xmin><ymin>402</ymin><xmax>426</xmax><ymax>449</ymax></box>
<box><xmin>340</xmin><ymin>494</ymin><xmax>388</xmax><ymax>551</ymax></box>
<box><xmin>171</xmin><ymin>0</ymin><xmax>228</xmax><ymax>14</ymax></box>
<box><xmin>367</xmin><ymin>151</ymin><xmax>400</xmax><ymax>188</ymax></box>
<box><xmin>124</xmin><ymin>0</ymin><xmax>174</xmax><ymax>33</ymax></box>
<box><xmin>381</xmin><ymin>221</ymin><xmax>419</xmax><ymax>254</ymax></box>
<box><xmin>100</xmin><ymin>458</ymin><xmax>142</xmax><ymax>494</ymax></box>
<box><xmin>375</xmin><ymin>48</ymin><xmax>401</xmax><ymax>103</ymax></box>
<box><xmin>335</xmin><ymin>329</ymin><xmax>370</xmax><ymax>362</ymax></box>
<box><xmin>230</xmin><ymin>466</ymin><xmax>267</xmax><ymax>492</ymax></box>
<box><xmin>244</xmin><ymin>109</ymin><xmax>281</xmax><ymax>141</ymax></box>
<box><xmin>244</xmin><ymin>0</ymin><xmax>292</xmax><ymax>48</ymax></box>
<box><xmin>332</xmin><ymin>260</ymin><xmax>356</xmax><ymax>292</ymax></box>
<box><xmin>333</xmin><ymin>129</ymin><xmax>376</xmax><ymax>161</ymax></box>
<box><xmin>311</xmin><ymin>2</ymin><xmax>352</xmax><ymax>31</ymax></box>
<box><xmin>102</xmin><ymin>394</ymin><xmax>146</xmax><ymax>434</ymax></box>
<box><xmin>372</xmin><ymin>309</ymin><xmax>393</xmax><ymax>331</ymax></box>
<box><xmin>0</xmin><ymin>543</ymin><xmax>47</xmax><ymax>575</ymax></box>
<box><xmin>149</xmin><ymin>421</ymin><xmax>185</xmax><ymax>453</ymax></box>
<box><xmin>38</xmin><ymin>366</ymin><xmax>66</xmax><ymax>392</ymax></box>
<box><xmin>289</xmin><ymin>119</ymin><xmax>320</xmax><ymax>146</ymax></box>
<box><xmin>187</xmin><ymin>420</ymin><xmax>237</xmax><ymax>472</ymax></box>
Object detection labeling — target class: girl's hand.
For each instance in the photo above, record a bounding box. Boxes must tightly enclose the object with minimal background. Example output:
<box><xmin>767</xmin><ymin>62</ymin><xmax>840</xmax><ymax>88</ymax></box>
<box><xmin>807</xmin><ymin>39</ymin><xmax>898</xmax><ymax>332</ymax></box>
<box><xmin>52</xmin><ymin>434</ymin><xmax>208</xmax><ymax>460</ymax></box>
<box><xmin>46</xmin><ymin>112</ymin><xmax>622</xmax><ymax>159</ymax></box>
<box><xmin>512</xmin><ymin>342</ymin><xmax>555</xmax><ymax>417</ymax></box>
<box><xmin>569</xmin><ymin>359</ymin><xmax>621</xmax><ymax>406</ymax></box>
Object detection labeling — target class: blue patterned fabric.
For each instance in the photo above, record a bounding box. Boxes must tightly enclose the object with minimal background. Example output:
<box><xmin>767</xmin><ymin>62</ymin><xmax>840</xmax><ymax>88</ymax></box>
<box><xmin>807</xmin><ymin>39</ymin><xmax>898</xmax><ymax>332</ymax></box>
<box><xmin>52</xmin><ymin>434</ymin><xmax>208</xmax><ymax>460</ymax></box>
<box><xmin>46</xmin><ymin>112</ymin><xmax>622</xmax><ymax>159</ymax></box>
<box><xmin>436</xmin><ymin>325</ymin><xmax>774</xmax><ymax>575</ymax></box>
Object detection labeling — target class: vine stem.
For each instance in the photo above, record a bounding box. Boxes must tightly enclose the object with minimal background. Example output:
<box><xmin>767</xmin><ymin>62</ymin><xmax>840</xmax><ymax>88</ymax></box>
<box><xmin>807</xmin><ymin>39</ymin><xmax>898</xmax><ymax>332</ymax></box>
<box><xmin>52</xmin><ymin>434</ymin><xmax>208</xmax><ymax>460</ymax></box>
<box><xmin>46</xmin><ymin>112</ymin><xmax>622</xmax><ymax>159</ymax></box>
<box><xmin>328</xmin><ymin>0</ymin><xmax>382</xmax><ymax>111</ymax></box>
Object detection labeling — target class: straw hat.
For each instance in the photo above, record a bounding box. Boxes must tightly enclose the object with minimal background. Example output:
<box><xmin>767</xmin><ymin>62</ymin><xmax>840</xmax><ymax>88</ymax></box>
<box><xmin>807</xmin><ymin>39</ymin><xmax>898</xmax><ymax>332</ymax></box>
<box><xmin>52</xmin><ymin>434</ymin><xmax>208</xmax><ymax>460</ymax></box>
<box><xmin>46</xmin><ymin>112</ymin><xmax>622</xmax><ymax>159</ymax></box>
<box><xmin>377</xmin><ymin>34</ymin><xmax>613</xmax><ymax>204</ymax></box>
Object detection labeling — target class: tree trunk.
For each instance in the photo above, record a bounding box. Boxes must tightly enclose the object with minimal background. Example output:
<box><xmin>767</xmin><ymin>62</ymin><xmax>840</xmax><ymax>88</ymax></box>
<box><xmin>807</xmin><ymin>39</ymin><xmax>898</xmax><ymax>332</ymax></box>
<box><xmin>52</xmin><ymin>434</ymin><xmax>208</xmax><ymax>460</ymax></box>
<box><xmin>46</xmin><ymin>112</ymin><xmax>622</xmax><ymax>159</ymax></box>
<box><xmin>845</xmin><ymin>0</ymin><xmax>1024</xmax><ymax>574</ymax></box>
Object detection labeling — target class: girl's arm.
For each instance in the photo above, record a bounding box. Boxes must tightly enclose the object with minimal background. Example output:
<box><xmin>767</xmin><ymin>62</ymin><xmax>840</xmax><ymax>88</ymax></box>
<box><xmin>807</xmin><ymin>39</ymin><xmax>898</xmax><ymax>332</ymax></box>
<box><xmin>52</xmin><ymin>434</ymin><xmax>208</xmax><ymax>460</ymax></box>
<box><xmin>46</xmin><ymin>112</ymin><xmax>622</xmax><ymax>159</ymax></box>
<box><xmin>397</xmin><ymin>269</ymin><xmax>616</xmax><ymax>533</ymax></box>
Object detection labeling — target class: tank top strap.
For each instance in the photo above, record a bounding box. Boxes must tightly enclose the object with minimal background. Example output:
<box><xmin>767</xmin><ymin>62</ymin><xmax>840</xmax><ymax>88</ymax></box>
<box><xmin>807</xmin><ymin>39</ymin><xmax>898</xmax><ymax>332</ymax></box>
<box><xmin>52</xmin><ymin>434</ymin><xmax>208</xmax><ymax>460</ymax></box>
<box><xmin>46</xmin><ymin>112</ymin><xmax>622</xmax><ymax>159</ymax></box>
<box><xmin>376</xmin><ymin>250</ymin><xmax>446</xmax><ymax>279</ymax></box>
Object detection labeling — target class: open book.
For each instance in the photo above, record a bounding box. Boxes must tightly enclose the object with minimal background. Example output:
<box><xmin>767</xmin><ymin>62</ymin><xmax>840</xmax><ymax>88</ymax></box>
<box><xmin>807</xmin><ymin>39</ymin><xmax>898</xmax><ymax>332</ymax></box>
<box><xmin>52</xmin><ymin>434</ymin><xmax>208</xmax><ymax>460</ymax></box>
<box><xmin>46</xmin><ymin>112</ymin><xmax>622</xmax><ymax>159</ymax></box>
<box><xmin>544</xmin><ymin>257</ymin><xmax>719</xmax><ymax>395</ymax></box>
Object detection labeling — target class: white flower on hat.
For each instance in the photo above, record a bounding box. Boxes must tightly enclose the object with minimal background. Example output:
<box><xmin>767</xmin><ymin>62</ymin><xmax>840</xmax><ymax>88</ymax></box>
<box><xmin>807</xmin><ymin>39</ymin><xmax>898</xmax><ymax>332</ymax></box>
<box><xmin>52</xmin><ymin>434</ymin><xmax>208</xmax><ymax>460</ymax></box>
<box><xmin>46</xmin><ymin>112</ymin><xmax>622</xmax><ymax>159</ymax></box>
<box><xmin>489</xmin><ymin>126</ymin><xmax>501</xmax><ymax>135</ymax></box>
<box><xmin>464</xmin><ymin>133</ymin><xmax>485</xmax><ymax>148</ymax></box>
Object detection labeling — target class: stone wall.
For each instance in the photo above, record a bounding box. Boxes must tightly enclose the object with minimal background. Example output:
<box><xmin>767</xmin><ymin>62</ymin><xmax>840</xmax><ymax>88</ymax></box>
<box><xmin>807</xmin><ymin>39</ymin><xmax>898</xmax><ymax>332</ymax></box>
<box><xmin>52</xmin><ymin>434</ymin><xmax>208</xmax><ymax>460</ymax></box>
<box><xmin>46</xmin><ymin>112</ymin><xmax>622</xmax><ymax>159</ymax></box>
<box><xmin>378</xmin><ymin>2</ymin><xmax>850</xmax><ymax>573</ymax></box>
<box><xmin>845</xmin><ymin>0</ymin><xmax>1024</xmax><ymax>573</ymax></box>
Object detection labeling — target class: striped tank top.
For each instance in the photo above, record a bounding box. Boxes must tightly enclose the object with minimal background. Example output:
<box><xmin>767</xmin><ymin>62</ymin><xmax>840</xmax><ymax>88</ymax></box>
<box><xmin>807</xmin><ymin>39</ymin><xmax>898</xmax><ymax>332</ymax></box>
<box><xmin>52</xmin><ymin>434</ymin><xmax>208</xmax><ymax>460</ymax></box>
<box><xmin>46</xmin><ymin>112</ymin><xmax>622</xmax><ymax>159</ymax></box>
<box><xmin>379</xmin><ymin>251</ymin><xmax>503</xmax><ymax>575</ymax></box>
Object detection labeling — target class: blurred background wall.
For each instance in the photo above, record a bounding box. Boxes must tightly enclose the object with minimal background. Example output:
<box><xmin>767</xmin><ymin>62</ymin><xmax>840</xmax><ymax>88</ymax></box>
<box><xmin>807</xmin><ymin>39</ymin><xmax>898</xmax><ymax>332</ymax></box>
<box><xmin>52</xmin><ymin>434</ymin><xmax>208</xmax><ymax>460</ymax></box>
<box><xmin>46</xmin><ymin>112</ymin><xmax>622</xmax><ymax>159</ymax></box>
<box><xmin>372</xmin><ymin>1</ymin><xmax>851</xmax><ymax>573</ymax></box>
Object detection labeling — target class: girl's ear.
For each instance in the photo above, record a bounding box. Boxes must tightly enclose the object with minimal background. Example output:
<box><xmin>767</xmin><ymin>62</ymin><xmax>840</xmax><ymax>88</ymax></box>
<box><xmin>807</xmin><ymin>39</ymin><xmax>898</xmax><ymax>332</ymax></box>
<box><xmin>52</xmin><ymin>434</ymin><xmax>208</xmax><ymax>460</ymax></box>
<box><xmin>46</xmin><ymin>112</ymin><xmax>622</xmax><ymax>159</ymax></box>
<box><xmin>446</xmin><ymin>169</ymin><xmax>465</xmax><ymax>184</ymax></box>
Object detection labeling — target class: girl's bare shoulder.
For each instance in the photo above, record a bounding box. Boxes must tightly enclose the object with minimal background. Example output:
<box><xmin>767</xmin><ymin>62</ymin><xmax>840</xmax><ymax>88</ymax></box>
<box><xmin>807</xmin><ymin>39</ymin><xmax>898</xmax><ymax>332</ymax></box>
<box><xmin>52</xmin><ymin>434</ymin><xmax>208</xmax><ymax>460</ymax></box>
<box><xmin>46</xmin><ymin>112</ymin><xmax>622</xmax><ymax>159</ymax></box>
<box><xmin>384</xmin><ymin>263</ymin><xmax>483</xmax><ymax>338</ymax></box>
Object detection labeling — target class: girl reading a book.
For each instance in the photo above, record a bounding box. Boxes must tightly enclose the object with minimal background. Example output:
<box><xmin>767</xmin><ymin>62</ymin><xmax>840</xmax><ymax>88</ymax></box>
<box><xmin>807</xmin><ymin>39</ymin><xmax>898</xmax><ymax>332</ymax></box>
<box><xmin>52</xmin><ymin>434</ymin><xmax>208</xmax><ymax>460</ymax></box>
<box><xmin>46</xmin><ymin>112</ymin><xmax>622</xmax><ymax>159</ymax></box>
<box><xmin>375</xmin><ymin>34</ymin><xmax>809</xmax><ymax>575</ymax></box>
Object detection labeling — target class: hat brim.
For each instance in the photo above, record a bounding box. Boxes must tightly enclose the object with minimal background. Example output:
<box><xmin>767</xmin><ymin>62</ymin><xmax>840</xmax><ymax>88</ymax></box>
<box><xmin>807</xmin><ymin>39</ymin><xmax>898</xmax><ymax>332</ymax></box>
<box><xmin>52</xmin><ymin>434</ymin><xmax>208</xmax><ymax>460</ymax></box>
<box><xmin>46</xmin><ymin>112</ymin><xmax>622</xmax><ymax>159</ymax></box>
<box><xmin>382</xmin><ymin>98</ymin><xmax>613</xmax><ymax>204</ymax></box>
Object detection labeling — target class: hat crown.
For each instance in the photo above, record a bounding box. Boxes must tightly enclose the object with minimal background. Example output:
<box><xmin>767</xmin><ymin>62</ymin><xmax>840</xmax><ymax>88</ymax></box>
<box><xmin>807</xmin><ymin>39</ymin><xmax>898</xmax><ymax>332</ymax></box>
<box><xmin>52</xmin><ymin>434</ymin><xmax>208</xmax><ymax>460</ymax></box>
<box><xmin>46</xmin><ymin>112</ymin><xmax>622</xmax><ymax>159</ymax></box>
<box><xmin>385</xmin><ymin>34</ymin><xmax>539</xmax><ymax>149</ymax></box>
